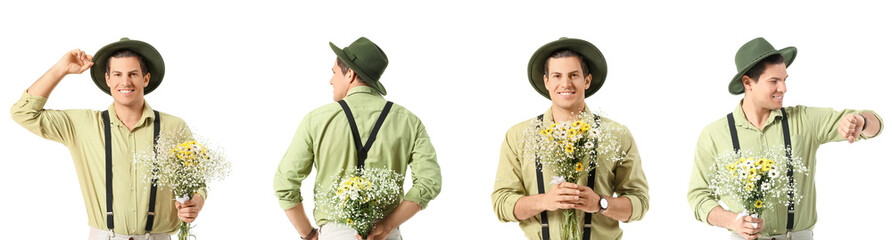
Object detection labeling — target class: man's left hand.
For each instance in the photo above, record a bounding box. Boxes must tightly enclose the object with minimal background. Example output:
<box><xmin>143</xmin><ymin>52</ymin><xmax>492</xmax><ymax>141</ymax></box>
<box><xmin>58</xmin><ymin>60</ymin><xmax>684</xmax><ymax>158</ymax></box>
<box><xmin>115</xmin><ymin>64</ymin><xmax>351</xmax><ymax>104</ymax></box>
<box><xmin>175</xmin><ymin>194</ymin><xmax>204</xmax><ymax>223</ymax></box>
<box><xmin>838</xmin><ymin>113</ymin><xmax>866</xmax><ymax>143</ymax></box>
<box><xmin>362</xmin><ymin>220</ymin><xmax>395</xmax><ymax>240</ymax></box>
<box><xmin>571</xmin><ymin>184</ymin><xmax>602</xmax><ymax>213</ymax></box>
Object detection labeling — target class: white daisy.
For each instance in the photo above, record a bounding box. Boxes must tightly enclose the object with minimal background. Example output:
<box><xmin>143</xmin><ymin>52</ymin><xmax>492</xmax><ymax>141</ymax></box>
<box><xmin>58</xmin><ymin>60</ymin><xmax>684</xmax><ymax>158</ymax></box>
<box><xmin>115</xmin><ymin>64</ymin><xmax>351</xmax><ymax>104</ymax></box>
<box><xmin>584</xmin><ymin>141</ymin><xmax>595</xmax><ymax>149</ymax></box>
<box><xmin>761</xmin><ymin>182</ymin><xmax>770</xmax><ymax>190</ymax></box>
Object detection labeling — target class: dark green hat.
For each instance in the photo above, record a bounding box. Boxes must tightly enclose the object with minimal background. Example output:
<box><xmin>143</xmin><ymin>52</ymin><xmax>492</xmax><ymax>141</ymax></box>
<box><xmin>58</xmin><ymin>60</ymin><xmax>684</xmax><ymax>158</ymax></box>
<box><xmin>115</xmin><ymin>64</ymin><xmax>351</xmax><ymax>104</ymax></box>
<box><xmin>90</xmin><ymin>38</ymin><xmax>165</xmax><ymax>95</ymax></box>
<box><xmin>330</xmin><ymin>37</ymin><xmax>389</xmax><ymax>95</ymax></box>
<box><xmin>528</xmin><ymin>37</ymin><xmax>607</xmax><ymax>99</ymax></box>
<box><xmin>729</xmin><ymin>37</ymin><xmax>797</xmax><ymax>95</ymax></box>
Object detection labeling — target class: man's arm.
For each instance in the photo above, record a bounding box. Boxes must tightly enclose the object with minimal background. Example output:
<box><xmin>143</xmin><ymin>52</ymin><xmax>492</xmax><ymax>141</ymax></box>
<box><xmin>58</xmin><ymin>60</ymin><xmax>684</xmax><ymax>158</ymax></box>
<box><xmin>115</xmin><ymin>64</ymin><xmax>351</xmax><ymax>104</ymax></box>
<box><xmin>284</xmin><ymin>204</ymin><xmax>317</xmax><ymax>239</ymax></box>
<box><xmin>838</xmin><ymin>111</ymin><xmax>882</xmax><ymax>142</ymax></box>
<box><xmin>28</xmin><ymin>49</ymin><xmax>93</xmax><ymax>98</ymax></box>
<box><xmin>707</xmin><ymin>206</ymin><xmax>764</xmax><ymax>240</ymax></box>
<box><xmin>273</xmin><ymin>115</ymin><xmax>316</xmax><ymax>237</ymax></box>
<box><xmin>582</xmin><ymin>127</ymin><xmax>648</xmax><ymax>222</ymax></box>
<box><xmin>365</xmin><ymin>200</ymin><xmax>422</xmax><ymax>240</ymax></box>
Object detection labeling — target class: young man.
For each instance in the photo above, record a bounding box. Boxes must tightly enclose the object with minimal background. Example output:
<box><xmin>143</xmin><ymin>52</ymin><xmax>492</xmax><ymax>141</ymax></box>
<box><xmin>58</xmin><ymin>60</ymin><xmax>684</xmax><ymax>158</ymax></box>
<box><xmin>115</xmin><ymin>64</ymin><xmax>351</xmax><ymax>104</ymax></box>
<box><xmin>10</xmin><ymin>38</ymin><xmax>206</xmax><ymax>239</ymax></box>
<box><xmin>491</xmin><ymin>37</ymin><xmax>649</xmax><ymax>240</ymax></box>
<box><xmin>687</xmin><ymin>37</ymin><xmax>883</xmax><ymax>240</ymax></box>
<box><xmin>273</xmin><ymin>37</ymin><xmax>442</xmax><ymax>240</ymax></box>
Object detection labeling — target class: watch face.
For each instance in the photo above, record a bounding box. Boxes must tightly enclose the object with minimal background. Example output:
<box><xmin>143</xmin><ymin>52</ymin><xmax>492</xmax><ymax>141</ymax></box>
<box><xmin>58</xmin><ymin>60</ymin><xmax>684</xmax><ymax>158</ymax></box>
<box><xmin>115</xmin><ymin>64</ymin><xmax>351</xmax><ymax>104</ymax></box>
<box><xmin>600</xmin><ymin>198</ymin><xmax>608</xmax><ymax>209</ymax></box>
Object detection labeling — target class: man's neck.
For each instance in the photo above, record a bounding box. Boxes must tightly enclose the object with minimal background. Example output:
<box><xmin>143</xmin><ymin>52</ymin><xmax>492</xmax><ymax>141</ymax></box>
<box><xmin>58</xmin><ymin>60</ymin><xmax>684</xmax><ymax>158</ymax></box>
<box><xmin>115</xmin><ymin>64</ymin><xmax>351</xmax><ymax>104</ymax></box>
<box><xmin>113</xmin><ymin>101</ymin><xmax>145</xmax><ymax>131</ymax></box>
<box><xmin>551</xmin><ymin>102</ymin><xmax>586</xmax><ymax>123</ymax></box>
<box><xmin>740</xmin><ymin>97</ymin><xmax>772</xmax><ymax>131</ymax></box>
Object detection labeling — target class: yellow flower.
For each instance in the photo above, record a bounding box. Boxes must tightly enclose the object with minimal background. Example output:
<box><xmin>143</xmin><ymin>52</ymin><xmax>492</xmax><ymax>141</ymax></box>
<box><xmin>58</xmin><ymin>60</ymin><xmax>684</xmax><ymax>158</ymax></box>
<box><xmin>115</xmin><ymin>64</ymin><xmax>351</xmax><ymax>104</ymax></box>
<box><xmin>346</xmin><ymin>219</ymin><xmax>353</xmax><ymax>225</ymax></box>
<box><xmin>726</xmin><ymin>164</ymin><xmax>736</xmax><ymax>171</ymax></box>
<box><xmin>580</xmin><ymin>125</ymin><xmax>590</xmax><ymax>132</ymax></box>
<box><xmin>746</xmin><ymin>183</ymin><xmax>755</xmax><ymax>192</ymax></box>
<box><xmin>540</xmin><ymin>129</ymin><xmax>548</xmax><ymax>135</ymax></box>
<box><xmin>549</xmin><ymin>123</ymin><xmax>556</xmax><ymax>130</ymax></box>
<box><xmin>748</xmin><ymin>168</ymin><xmax>757</xmax><ymax>177</ymax></box>
<box><xmin>565</xmin><ymin>144</ymin><xmax>575</xmax><ymax>153</ymax></box>
<box><xmin>755</xmin><ymin>158</ymin><xmax>765</xmax><ymax>166</ymax></box>
<box><xmin>754</xmin><ymin>200</ymin><xmax>763</xmax><ymax>208</ymax></box>
<box><xmin>568</xmin><ymin>128</ymin><xmax>577</xmax><ymax>136</ymax></box>
<box><xmin>575</xmin><ymin>162</ymin><xmax>584</xmax><ymax>172</ymax></box>
<box><xmin>572</xmin><ymin>121</ymin><xmax>583</xmax><ymax>128</ymax></box>
<box><xmin>761</xmin><ymin>164</ymin><xmax>771</xmax><ymax>173</ymax></box>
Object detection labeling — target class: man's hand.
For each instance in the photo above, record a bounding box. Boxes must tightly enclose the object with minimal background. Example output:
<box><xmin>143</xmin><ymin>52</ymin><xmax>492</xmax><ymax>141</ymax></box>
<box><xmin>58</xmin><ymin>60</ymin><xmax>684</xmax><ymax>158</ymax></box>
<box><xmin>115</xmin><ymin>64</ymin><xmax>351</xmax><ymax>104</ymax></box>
<box><xmin>540</xmin><ymin>182</ymin><xmax>582</xmax><ymax>211</ymax></box>
<box><xmin>838</xmin><ymin>113</ymin><xmax>866</xmax><ymax>143</ymax></box>
<box><xmin>731</xmin><ymin>215</ymin><xmax>763</xmax><ymax>240</ymax></box>
<box><xmin>175</xmin><ymin>194</ymin><xmax>204</xmax><ymax>223</ymax></box>
<box><xmin>56</xmin><ymin>49</ymin><xmax>93</xmax><ymax>75</ymax></box>
<box><xmin>570</xmin><ymin>184</ymin><xmax>601</xmax><ymax>213</ymax></box>
<box><xmin>364</xmin><ymin>220</ymin><xmax>396</xmax><ymax>240</ymax></box>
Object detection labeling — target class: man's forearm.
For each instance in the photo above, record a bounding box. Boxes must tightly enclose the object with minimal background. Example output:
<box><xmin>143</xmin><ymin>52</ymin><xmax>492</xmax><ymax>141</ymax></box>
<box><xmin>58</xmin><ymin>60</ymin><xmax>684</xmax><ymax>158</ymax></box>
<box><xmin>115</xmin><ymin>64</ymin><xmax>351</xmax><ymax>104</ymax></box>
<box><xmin>862</xmin><ymin>111</ymin><xmax>881</xmax><ymax>138</ymax></box>
<box><xmin>513</xmin><ymin>194</ymin><xmax>544</xmax><ymax>221</ymax></box>
<box><xmin>706</xmin><ymin>206</ymin><xmax>736</xmax><ymax>229</ymax></box>
<box><xmin>382</xmin><ymin>200</ymin><xmax>422</xmax><ymax>228</ymax></box>
<box><xmin>28</xmin><ymin>64</ymin><xmax>67</xmax><ymax>98</ymax></box>
<box><xmin>600</xmin><ymin>196</ymin><xmax>632</xmax><ymax>222</ymax></box>
<box><xmin>284</xmin><ymin>204</ymin><xmax>315</xmax><ymax>237</ymax></box>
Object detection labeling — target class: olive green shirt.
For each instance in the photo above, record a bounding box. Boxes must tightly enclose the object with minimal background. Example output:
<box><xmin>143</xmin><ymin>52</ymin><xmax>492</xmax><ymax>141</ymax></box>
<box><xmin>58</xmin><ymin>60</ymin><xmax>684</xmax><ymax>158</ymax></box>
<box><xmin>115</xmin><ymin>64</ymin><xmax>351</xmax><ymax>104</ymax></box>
<box><xmin>492</xmin><ymin>107</ymin><xmax>650</xmax><ymax>240</ymax></box>
<box><xmin>687</xmin><ymin>103</ymin><xmax>884</xmax><ymax>235</ymax></box>
<box><xmin>10</xmin><ymin>91</ymin><xmax>206</xmax><ymax>235</ymax></box>
<box><xmin>273</xmin><ymin>86</ymin><xmax>442</xmax><ymax>225</ymax></box>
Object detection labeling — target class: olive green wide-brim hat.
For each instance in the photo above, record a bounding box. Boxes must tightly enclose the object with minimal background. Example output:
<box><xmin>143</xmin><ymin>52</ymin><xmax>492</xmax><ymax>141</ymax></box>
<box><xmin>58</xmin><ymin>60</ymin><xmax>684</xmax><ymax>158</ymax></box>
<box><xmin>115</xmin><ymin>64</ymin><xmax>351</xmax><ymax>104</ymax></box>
<box><xmin>330</xmin><ymin>37</ymin><xmax>389</xmax><ymax>95</ymax></box>
<box><xmin>729</xmin><ymin>37</ymin><xmax>796</xmax><ymax>95</ymax></box>
<box><xmin>528</xmin><ymin>37</ymin><xmax>607</xmax><ymax>100</ymax></box>
<box><xmin>90</xmin><ymin>37</ymin><xmax>165</xmax><ymax>95</ymax></box>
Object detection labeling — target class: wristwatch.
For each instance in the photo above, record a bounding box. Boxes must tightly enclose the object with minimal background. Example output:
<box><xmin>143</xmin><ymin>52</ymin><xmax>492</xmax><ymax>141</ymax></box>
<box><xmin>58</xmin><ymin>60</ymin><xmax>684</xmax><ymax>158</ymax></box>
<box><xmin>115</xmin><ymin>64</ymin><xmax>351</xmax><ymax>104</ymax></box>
<box><xmin>597</xmin><ymin>197</ymin><xmax>608</xmax><ymax>214</ymax></box>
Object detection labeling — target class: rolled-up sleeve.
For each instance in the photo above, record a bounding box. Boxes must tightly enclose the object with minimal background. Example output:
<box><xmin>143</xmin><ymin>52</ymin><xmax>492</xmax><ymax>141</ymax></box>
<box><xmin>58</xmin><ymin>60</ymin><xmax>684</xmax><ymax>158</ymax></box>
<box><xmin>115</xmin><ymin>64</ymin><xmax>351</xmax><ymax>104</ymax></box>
<box><xmin>273</xmin><ymin>115</ymin><xmax>316</xmax><ymax>210</ymax></box>
<box><xmin>799</xmin><ymin>106</ymin><xmax>884</xmax><ymax>143</ymax></box>
<box><xmin>688</xmin><ymin>129</ymin><xmax>720</xmax><ymax>224</ymax></box>
<box><xmin>10</xmin><ymin>91</ymin><xmax>77</xmax><ymax>145</ymax></box>
<box><xmin>491</xmin><ymin>128</ymin><xmax>525</xmax><ymax>222</ymax></box>
<box><xmin>403</xmin><ymin>123</ymin><xmax>442</xmax><ymax>209</ymax></box>
<box><xmin>613</xmin><ymin>128</ymin><xmax>649</xmax><ymax>222</ymax></box>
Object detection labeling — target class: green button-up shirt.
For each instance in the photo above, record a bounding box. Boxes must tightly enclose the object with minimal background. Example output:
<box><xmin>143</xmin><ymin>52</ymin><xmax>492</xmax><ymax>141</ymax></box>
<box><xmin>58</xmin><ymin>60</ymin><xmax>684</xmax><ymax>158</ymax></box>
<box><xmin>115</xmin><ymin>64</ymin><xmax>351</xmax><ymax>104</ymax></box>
<box><xmin>688</xmin><ymin>103</ymin><xmax>884</xmax><ymax>235</ymax></box>
<box><xmin>492</xmin><ymin>107</ymin><xmax>650</xmax><ymax>240</ymax></box>
<box><xmin>10</xmin><ymin>91</ymin><xmax>205</xmax><ymax>235</ymax></box>
<box><xmin>273</xmin><ymin>86</ymin><xmax>442</xmax><ymax>225</ymax></box>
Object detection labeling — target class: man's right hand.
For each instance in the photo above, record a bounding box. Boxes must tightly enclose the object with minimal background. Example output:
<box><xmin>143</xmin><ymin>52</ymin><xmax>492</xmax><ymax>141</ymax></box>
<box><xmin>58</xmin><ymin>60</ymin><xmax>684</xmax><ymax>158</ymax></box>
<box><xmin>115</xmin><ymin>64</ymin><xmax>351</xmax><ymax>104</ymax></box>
<box><xmin>539</xmin><ymin>182</ymin><xmax>581</xmax><ymax>211</ymax></box>
<box><xmin>731</xmin><ymin>215</ymin><xmax>763</xmax><ymax>240</ymax></box>
<box><xmin>55</xmin><ymin>49</ymin><xmax>93</xmax><ymax>75</ymax></box>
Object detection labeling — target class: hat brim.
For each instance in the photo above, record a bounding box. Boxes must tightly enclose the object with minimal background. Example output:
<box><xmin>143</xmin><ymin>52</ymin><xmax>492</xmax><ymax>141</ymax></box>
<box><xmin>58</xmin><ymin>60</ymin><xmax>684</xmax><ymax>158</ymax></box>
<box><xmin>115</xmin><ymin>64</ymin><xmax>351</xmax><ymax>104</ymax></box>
<box><xmin>330</xmin><ymin>42</ymin><xmax>387</xmax><ymax>96</ymax></box>
<box><xmin>90</xmin><ymin>39</ymin><xmax>164</xmax><ymax>95</ymax></box>
<box><xmin>528</xmin><ymin>38</ymin><xmax>607</xmax><ymax>100</ymax></box>
<box><xmin>729</xmin><ymin>46</ymin><xmax>797</xmax><ymax>95</ymax></box>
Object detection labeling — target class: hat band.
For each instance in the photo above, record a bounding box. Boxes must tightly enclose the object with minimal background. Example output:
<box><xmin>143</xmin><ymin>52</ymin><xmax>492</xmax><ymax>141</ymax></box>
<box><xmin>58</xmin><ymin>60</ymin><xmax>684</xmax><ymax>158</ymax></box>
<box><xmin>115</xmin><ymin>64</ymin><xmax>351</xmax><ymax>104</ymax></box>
<box><xmin>343</xmin><ymin>48</ymin><xmax>358</xmax><ymax>62</ymax></box>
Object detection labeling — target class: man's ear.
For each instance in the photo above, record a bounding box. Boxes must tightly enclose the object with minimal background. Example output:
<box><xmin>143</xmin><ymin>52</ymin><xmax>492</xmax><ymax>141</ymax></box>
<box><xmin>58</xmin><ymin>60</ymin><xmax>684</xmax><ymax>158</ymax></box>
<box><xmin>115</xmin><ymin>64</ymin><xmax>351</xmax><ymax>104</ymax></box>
<box><xmin>144</xmin><ymin>73</ymin><xmax>151</xmax><ymax>87</ymax></box>
<box><xmin>584</xmin><ymin>73</ymin><xmax>592</xmax><ymax>90</ymax></box>
<box><xmin>742</xmin><ymin>75</ymin><xmax>753</xmax><ymax>92</ymax></box>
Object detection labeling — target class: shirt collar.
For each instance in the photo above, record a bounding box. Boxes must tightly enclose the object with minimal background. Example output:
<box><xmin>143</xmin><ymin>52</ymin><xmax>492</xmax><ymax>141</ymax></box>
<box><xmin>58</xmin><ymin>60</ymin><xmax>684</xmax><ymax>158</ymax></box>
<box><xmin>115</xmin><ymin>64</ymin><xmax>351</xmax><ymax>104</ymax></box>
<box><xmin>542</xmin><ymin>105</ymin><xmax>593</xmax><ymax>125</ymax></box>
<box><xmin>345</xmin><ymin>86</ymin><xmax>381</xmax><ymax>98</ymax></box>
<box><xmin>106</xmin><ymin>102</ymin><xmax>156</xmax><ymax>129</ymax></box>
<box><xmin>732</xmin><ymin>100</ymin><xmax>782</xmax><ymax>130</ymax></box>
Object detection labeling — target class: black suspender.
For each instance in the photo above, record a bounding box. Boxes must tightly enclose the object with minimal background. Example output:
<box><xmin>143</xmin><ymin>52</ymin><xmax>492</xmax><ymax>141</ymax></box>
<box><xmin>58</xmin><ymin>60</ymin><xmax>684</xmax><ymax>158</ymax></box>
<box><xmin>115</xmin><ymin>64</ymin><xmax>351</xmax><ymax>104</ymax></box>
<box><xmin>535</xmin><ymin>114</ymin><xmax>600</xmax><ymax>240</ymax></box>
<box><xmin>535</xmin><ymin>115</ymin><xmax>550</xmax><ymax>240</ymax></box>
<box><xmin>337</xmin><ymin>100</ymin><xmax>394</xmax><ymax>170</ymax></box>
<box><xmin>581</xmin><ymin>115</ymin><xmax>600</xmax><ymax>240</ymax></box>
<box><xmin>727</xmin><ymin>109</ymin><xmax>794</xmax><ymax>234</ymax></box>
<box><xmin>102</xmin><ymin>110</ymin><xmax>161</xmax><ymax>233</ymax></box>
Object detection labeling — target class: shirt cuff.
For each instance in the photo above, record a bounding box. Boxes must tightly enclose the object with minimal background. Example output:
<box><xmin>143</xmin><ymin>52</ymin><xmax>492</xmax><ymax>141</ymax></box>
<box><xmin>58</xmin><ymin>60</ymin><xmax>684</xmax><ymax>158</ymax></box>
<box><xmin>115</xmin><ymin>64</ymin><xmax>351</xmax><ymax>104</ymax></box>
<box><xmin>279</xmin><ymin>197</ymin><xmax>302</xmax><ymax>210</ymax></box>
<box><xmin>497</xmin><ymin>194</ymin><xmax>522</xmax><ymax>222</ymax></box>
<box><xmin>15</xmin><ymin>90</ymin><xmax>48</xmax><ymax>111</ymax></box>
<box><xmin>696</xmin><ymin>199</ymin><xmax>720</xmax><ymax>225</ymax></box>
<box><xmin>624</xmin><ymin>195</ymin><xmax>646</xmax><ymax>222</ymax></box>
<box><xmin>403</xmin><ymin>189</ymin><xmax>432</xmax><ymax>210</ymax></box>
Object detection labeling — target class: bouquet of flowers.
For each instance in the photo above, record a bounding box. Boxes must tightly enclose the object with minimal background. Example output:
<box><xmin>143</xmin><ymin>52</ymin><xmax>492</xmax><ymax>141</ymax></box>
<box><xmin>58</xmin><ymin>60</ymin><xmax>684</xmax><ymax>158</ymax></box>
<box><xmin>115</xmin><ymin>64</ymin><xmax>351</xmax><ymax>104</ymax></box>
<box><xmin>317</xmin><ymin>168</ymin><xmax>404</xmax><ymax>239</ymax></box>
<box><xmin>708</xmin><ymin>146</ymin><xmax>806</xmax><ymax>227</ymax></box>
<box><xmin>523</xmin><ymin>112</ymin><xmax>627</xmax><ymax>240</ymax></box>
<box><xmin>133</xmin><ymin>128</ymin><xmax>230</xmax><ymax>240</ymax></box>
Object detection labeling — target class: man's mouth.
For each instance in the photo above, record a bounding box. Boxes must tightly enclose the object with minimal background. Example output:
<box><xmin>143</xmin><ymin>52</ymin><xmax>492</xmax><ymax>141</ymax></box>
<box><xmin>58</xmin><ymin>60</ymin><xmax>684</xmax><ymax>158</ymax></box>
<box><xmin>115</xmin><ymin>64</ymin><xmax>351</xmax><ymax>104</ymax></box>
<box><xmin>558</xmin><ymin>90</ymin><xmax>575</xmax><ymax>96</ymax></box>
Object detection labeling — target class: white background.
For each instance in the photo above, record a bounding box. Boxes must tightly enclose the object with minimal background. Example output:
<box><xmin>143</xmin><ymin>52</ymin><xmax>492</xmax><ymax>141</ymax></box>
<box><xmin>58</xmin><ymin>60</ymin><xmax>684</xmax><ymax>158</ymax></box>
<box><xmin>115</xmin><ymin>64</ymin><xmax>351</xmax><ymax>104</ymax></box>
<box><xmin>1</xmin><ymin>1</ymin><xmax>889</xmax><ymax>239</ymax></box>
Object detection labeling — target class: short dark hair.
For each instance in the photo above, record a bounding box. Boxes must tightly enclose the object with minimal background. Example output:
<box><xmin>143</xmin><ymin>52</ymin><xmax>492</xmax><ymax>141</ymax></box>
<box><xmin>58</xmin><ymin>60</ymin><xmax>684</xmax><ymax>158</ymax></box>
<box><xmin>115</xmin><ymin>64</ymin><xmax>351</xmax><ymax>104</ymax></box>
<box><xmin>544</xmin><ymin>49</ymin><xmax>590</xmax><ymax>77</ymax></box>
<box><xmin>335</xmin><ymin>57</ymin><xmax>364</xmax><ymax>83</ymax></box>
<box><xmin>743</xmin><ymin>54</ymin><xmax>785</xmax><ymax>82</ymax></box>
<box><xmin>106</xmin><ymin>50</ymin><xmax>149</xmax><ymax>75</ymax></box>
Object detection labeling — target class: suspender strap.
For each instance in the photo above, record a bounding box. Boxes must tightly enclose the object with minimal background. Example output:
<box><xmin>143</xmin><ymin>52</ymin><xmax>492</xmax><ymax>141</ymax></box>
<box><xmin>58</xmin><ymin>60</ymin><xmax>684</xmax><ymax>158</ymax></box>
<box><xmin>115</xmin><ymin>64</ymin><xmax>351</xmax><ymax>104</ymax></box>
<box><xmin>780</xmin><ymin>108</ymin><xmax>795</xmax><ymax>232</ymax></box>
<box><xmin>581</xmin><ymin>115</ymin><xmax>601</xmax><ymax>240</ymax></box>
<box><xmin>102</xmin><ymin>111</ymin><xmax>114</xmax><ymax>231</ymax></box>
<box><xmin>727</xmin><ymin>113</ymin><xmax>740</xmax><ymax>152</ymax></box>
<box><xmin>145</xmin><ymin>111</ymin><xmax>160</xmax><ymax>232</ymax></box>
<box><xmin>534</xmin><ymin>115</ymin><xmax>550</xmax><ymax>240</ymax></box>
<box><xmin>102</xmin><ymin>110</ymin><xmax>161</xmax><ymax>233</ymax></box>
<box><xmin>337</xmin><ymin>100</ymin><xmax>394</xmax><ymax>170</ymax></box>
<box><xmin>727</xmin><ymin>110</ymin><xmax>795</xmax><ymax>233</ymax></box>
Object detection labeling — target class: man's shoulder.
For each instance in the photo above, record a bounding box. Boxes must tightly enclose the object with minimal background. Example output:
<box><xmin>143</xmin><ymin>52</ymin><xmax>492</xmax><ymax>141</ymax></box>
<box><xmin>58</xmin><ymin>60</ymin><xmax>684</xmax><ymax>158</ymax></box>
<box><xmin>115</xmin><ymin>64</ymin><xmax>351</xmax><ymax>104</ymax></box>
<box><xmin>156</xmin><ymin>111</ymin><xmax>188</xmax><ymax>127</ymax></box>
